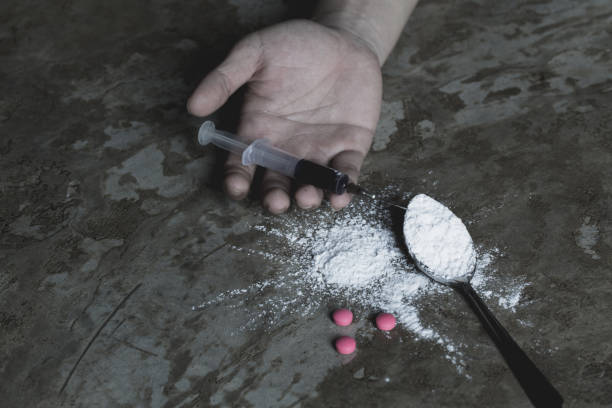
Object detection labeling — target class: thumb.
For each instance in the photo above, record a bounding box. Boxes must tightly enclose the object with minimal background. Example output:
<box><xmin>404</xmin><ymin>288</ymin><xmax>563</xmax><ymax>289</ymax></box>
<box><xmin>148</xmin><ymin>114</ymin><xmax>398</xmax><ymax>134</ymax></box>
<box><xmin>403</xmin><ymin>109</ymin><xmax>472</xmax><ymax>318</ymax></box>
<box><xmin>329</xmin><ymin>149</ymin><xmax>366</xmax><ymax>210</ymax></box>
<box><xmin>187</xmin><ymin>35</ymin><xmax>262</xmax><ymax>117</ymax></box>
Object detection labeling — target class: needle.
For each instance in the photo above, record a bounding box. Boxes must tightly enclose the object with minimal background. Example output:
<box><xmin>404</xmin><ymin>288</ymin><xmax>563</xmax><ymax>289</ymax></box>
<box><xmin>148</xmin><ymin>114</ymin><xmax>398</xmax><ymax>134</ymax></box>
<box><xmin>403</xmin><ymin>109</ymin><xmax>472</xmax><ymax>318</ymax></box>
<box><xmin>345</xmin><ymin>184</ymin><xmax>407</xmax><ymax>211</ymax></box>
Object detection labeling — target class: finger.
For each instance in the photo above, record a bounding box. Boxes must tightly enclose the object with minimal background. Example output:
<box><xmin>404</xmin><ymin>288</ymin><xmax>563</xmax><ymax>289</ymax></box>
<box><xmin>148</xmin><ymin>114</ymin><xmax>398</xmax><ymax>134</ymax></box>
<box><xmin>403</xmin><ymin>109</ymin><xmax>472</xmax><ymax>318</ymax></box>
<box><xmin>187</xmin><ymin>35</ymin><xmax>262</xmax><ymax>117</ymax></box>
<box><xmin>328</xmin><ymin>150</ymin><xmax>366</xmax><ymax>210</ymax></box>
<box><xmin>261</xmin><ymin>170</ymin><xmax>291</xmax><ymax>214</ymax></box>
<box><xmin>295</xmin><ymin>185</ymin><xmax>324</xmax><ymax>210</ymax></box>
<box><xmin>224</xmin><ymin>153</ymin><xmax>255</xmax><ymax>200</ymax></box>
<box><xmin>223</xmin><ymin>117</ymin><xmax>277</xmax><ymax>200</ymax></box>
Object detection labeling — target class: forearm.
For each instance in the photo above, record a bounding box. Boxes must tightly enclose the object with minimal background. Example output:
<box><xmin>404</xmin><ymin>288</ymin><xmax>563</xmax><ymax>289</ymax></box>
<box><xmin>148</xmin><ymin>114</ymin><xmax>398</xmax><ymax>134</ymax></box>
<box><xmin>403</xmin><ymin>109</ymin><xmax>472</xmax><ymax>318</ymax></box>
<box><xmin>313</xmin><ymin>0</ymin><xmax>418</xmax><ymax>65</ymax></box>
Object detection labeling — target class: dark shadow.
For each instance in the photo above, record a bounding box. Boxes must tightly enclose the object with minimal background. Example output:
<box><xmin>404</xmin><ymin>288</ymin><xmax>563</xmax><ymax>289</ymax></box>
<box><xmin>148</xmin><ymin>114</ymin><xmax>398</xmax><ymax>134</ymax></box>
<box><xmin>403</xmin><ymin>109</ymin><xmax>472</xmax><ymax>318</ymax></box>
<box><xmin>328</xmin><ymin>310</ymin><xmax>336</xmax><ymax>323</ymax></box>
<box><xmin>388</xmin><ymin>202</ymin><xmax>411</xmax><ymax>260</ymax></box>
<box><xmin>202</xmin><ymin>149</ymin><xmax>228</xmax><ymax>192</ymax></box>
<box><xmin>367</xmin><ymin>311</ymin><xmax>379</xmax><ymax>327</ymax></box>
<box><xmin>284</xmin><ymin>0</ymin><xmax>318</xmax><ymax>19</ymax></box>
<box><xmin>248</xmin><ymin>166</ymin><xmax>266</xmax><ymax>203</ymax></box>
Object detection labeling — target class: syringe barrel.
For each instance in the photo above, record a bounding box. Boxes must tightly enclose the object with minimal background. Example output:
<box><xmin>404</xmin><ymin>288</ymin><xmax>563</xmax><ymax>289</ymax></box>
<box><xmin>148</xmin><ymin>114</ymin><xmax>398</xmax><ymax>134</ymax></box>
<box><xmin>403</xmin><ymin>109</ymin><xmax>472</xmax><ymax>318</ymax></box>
<box><xmin>242</xmin><ymin>139</ymin><xmax>349</xmax><ymax>194</ymax></box>
<box><xmin>242</xmin><ymin>139</ymin><xmax>300</xmax><ymax>177</ymax></box>
<box><xmin>198</xmin><ymin>121</ymin><xmax>247</xmax><ymax>156</ymax></box>
<box><xmin>197</xmin><ymin>121</ymin><xmax>350</xmax><ymax>194</ymax></box>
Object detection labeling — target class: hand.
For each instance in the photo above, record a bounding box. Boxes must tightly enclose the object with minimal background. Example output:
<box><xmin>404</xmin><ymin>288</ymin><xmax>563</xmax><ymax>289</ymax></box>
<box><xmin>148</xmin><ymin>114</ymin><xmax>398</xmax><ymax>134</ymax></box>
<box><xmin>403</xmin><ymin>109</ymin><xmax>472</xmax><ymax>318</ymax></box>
<box><xmin>188</xmin><ymin>19</ymin><xmax>382</xmax><ymax>213</ymax></box>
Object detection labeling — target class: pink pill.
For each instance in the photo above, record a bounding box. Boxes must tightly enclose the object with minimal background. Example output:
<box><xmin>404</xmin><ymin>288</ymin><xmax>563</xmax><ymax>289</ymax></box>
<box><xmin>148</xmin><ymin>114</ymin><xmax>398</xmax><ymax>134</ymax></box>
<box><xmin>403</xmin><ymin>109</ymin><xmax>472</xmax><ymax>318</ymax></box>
<box><xmin>335</xmin><ymin>336</ymin><xmax>356</xmax><ymax>355</ymax></box>
<box><xmin>332</xmin><ymin>308</ymin><xmax>353</xmax><ymax>326</ymax></box>
<box><xmin>376</xmin><ymin>313</ymin><xmax>397</xmax><ymax>331</ymax></box>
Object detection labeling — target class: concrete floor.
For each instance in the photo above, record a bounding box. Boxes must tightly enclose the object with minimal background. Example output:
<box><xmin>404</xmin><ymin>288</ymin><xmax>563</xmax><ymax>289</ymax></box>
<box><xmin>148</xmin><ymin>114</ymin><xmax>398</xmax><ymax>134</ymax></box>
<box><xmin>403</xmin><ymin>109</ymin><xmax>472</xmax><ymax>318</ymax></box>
<box><xmin>1</xmin><ymin>0</ymin><xmax>611</xmax><ymax>406</ymax></box>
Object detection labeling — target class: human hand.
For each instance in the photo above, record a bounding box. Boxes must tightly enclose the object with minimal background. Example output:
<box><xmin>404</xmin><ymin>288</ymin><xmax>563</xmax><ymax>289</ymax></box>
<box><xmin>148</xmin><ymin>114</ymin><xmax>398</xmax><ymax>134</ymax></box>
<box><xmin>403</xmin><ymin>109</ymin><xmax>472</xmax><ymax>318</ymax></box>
<box><xmin>187</xmin><ymin>19</ymin><xmax>382</xmax><ymax>213</ymax></box>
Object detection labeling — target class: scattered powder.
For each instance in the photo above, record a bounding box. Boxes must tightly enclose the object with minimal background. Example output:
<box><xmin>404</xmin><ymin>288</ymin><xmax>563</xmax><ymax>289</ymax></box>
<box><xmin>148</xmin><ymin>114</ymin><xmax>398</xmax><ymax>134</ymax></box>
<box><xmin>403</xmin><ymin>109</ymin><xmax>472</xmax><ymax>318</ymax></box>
<box><xmin>403</xmin><ymin>194</ymin><xmax>476</xmax><ymax>281</ymax></box>
<box><xmin>194</xmin><ymin>189</ymin><xmax>529</xmax><ymax>371</ymax></box>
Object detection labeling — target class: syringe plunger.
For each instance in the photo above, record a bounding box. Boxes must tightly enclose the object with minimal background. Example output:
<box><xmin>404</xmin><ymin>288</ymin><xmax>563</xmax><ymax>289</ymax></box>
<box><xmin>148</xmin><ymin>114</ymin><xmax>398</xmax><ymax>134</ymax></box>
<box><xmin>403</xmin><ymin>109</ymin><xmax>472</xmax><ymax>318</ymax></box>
<box><xmin>197</xmin><ymin>121</ymin><xmax>247</xmax><ymax>156</ymax></box>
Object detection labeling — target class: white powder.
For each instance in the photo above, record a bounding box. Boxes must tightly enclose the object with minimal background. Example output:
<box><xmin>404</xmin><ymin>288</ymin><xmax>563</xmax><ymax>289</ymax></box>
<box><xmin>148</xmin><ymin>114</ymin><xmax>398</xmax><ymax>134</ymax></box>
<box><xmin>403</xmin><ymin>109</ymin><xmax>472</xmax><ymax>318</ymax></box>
<box><xmin>194</xmin><ymin>190</ymin><xmax>528</xmax><ymax>370</ymax></box>
<box><xmin>312</xmin><ymin>215</ymin><xmax>400</xmax><ymax>288</ymax></box>
<box><xmin>403</xmin><ymin>194</ymin><xmax>476</xmax><ymax>282</ymax></box>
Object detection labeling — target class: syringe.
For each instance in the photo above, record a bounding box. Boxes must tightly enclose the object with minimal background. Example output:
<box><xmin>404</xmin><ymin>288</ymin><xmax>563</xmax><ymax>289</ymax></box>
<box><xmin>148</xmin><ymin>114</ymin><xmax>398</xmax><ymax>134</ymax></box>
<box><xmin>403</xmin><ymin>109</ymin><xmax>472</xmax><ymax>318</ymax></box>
<box><xmin>197</xmin><ymin>121</ymin><xmax>406</xmax><ymax>209</ymax></box>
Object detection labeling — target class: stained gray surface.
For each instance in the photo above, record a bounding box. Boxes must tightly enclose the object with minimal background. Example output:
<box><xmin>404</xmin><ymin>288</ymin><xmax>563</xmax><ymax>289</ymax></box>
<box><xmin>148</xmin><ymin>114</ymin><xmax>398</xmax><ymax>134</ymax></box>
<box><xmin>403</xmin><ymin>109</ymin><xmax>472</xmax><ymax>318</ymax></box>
<box><xmin>1</xmin><ymin>0</ymin><xmax>612</xmax><ymax>407</ymax></box>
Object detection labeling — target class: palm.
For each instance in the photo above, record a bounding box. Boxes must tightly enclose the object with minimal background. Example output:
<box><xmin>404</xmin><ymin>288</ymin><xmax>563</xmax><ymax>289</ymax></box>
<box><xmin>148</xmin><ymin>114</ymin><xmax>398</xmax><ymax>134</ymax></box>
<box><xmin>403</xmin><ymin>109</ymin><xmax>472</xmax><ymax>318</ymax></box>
<box><xmin>189</xmin><ymin>20</ymin><xmax>383</xmax><ymax>212</ymax></box>
<box><xmin>241</xmin><ymin>21</ymin><xmax>381</xmax><ymax>159</ymax></box>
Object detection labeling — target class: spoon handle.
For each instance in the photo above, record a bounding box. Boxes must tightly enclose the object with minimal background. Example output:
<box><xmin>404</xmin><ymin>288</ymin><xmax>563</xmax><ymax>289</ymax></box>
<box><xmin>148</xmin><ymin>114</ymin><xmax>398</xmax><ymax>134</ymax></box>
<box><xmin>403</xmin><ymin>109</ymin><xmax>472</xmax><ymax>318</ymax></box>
<box><xmin>453</xmin><ymin>281</ymin><xmax>563</xmax><ymax>407</ymax></box>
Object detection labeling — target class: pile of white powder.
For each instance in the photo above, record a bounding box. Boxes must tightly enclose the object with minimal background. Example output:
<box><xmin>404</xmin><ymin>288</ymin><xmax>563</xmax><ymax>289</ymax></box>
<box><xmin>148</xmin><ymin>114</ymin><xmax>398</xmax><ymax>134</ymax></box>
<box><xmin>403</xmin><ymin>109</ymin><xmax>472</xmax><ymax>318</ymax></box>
<box><xmin>311</xmin><ymin>211</ymin><xmax>402</xmax><ymax>289</ymax></box>
<box><xmin>195</xmin><ymin>191</ymin><xmax>528</xmax><ymax>370</ymax></box>
<box><xmin>403</xmin><ymin>194</ymin><xmax>477</xmax><ymax>282</ymax></box>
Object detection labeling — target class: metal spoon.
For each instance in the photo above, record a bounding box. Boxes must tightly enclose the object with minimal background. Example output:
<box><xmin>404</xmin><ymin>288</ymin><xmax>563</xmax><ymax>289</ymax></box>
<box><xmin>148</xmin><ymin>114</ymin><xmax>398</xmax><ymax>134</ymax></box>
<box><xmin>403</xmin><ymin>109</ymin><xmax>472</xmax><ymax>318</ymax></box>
<box><xmin>403</xmin><ymin>194</ymin><xmax>563</xmax><ymax>408</ymax></box>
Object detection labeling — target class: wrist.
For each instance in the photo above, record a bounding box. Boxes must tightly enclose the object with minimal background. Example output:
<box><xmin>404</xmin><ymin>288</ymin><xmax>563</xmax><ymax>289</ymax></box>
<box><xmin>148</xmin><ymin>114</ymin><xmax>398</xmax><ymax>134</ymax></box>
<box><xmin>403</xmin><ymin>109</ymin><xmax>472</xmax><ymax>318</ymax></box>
<box><xmin>313</xmin><ymin>0</ymin><xmax>418</xmax><ymax>66</ymax></box>
<box><xmin>314</xmin><ymin>10</ymin><xmax>385</xmax><ymax>64</ymax></box>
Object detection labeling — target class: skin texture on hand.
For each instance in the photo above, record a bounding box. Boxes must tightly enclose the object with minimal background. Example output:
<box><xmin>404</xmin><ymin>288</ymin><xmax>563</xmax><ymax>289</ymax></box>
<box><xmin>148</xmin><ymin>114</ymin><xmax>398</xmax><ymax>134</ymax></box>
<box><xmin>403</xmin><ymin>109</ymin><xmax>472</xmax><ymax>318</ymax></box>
<box><xmin>187</xmin><ymin>19</ymin><xmax>382</xmax><ymax>213</ymax></box>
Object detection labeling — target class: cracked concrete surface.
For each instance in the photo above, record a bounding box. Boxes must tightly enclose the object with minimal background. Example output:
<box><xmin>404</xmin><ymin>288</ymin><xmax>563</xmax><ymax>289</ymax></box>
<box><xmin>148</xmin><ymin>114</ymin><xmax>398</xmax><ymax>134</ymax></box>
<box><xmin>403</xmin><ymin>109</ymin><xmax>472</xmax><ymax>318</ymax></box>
<box><xmin>1</xmin><ymin>0</ymin><xmax>611</xmax><ymax>407</ymax></box>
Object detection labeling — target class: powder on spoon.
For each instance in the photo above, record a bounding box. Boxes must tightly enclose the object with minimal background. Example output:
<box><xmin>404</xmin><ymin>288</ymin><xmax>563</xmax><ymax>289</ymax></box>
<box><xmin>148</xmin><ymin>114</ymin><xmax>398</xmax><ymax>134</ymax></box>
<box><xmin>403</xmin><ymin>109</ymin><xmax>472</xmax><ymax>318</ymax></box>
<box><xmin>403</xmin><ymin>194</ymin><xmax>476</xmax><ymax>282</ymax></box>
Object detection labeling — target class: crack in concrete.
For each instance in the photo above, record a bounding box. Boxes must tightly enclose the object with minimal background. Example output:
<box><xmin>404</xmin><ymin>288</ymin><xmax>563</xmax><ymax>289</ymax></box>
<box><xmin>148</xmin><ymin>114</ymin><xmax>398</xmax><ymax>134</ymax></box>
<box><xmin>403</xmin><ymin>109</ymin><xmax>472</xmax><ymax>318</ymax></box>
<box><xmin>59</xmin><ymin>282</ymin><xmax>143</xmax><ymax>395</ymax></box>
